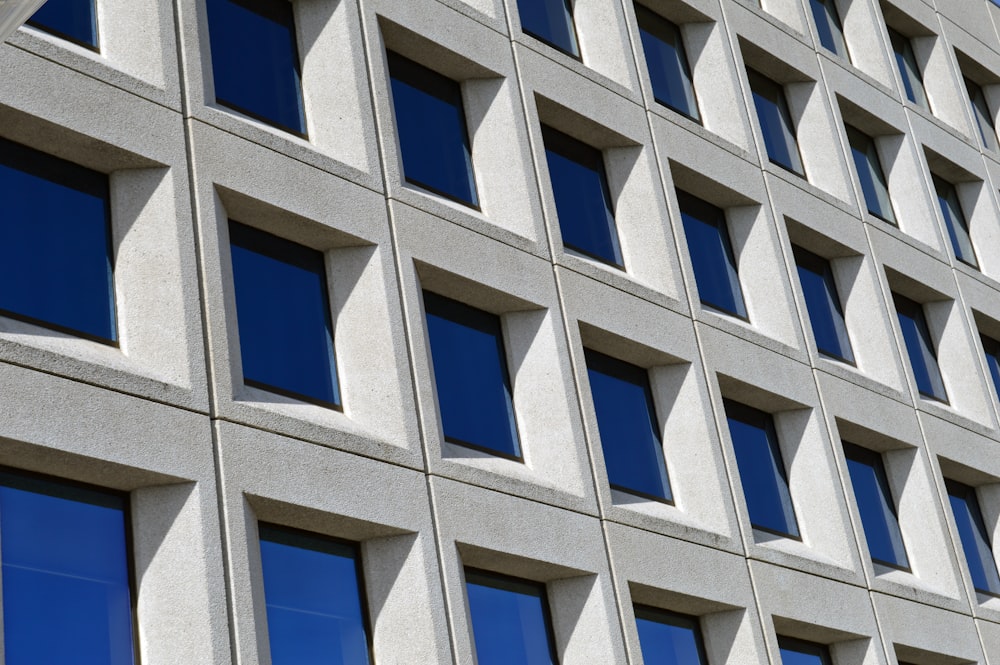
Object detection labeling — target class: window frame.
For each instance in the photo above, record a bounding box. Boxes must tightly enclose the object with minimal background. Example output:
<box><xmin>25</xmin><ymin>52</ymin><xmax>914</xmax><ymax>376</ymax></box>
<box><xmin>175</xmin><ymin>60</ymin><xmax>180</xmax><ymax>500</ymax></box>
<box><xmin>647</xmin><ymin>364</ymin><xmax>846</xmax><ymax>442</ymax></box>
<box><xmin>747</xmin><ymin>68</ymin><xmax>806</xmax><ymax>177</ymax></box>
<box><xmin>808</xmin><ymin>0</ymin><xmax>849</xmax><ymax>60</ymax></box>
<box><xmin>777</xmin><ymin>636</ymin><xmax>833</xmax><ymax>665</ymax></box>
<box><xmin>965</xmin><ymin>76</ymin><xmax>998</xmax><ymax>152</ymax></box>
<box><xmin>634</xmin><ymin>3</ymin><xmax>700</xmax><ymax>123</ymax></box>
<box><xmin>887</xmin><ymin>27</ymin><xmax>929</xmax><ymax>110</ymax></box>
<box><xmin>842</xmin><ymin>442</ymin><xmax>910</xmax><ymax>571</ymax></box>
<box><xmin>980</xmin><ymin>332</ymin><xmax>1000</xmax><ymax>400</ymax></box>
<box><xmin>931</xmin><ymin>174</ymin><xmax>978</xmax><ymax>269</ymax></box>
<box><xmin>892</xmin><ymin>292</ymin><xmax>948</xmax><ymax>403</ymax></box>
<box><xmin>633</xmin><ymin>605</ymin><xmax>709</xmax><ymax>665</ymax></box>
<box><xmin>945</xmin><ymin>479</ymin><xmax>1000</xmax><ymax>598</ymax></box>
<box><xmin>844</xmin><ymin>124</ymin><xmax>895</xmax><ymax>224</ymax></box>
<box><xmin>26</xmin><ymin>0</ymin><xmax>100</xmax><ymax>50</ymax></box>
<box><xmin>516</xmin><ymin>0</ymin><xmax>581</xmax><ymax>60</ymax></box>
<box><xmin>792</xmin><ymin>245</ymin><xmax>855</xmax><ymax>365</ymax></box>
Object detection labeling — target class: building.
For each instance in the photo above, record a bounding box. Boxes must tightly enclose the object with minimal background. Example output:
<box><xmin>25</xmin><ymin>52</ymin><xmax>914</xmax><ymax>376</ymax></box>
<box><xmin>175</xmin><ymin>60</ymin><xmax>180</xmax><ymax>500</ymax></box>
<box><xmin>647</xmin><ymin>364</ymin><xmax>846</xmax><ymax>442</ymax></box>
<box><xmin>3</xmin><ymin>0</ymin><xmax>1000</xmax><ymax>663</ymax></box>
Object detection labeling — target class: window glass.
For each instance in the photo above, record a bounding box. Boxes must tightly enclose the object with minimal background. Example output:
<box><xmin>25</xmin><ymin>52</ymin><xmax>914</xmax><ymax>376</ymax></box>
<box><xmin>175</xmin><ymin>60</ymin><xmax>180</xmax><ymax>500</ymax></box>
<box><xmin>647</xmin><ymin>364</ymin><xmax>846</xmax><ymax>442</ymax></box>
<box><xmin>808</xmin><ymin>0</ymin><xmax>848</xmax><ymax>59</ymax></box>
<box><xmin>0</xmin><ymin>470</ymin><xmax>134</xmax><ymax>665</ymax></box>
<box><xmin>635</xmin><ymin>5</ymin><xmax>699</xmax><ymax>122</ymax></box>
<box><xmin>27</xmin><ymin>0</ymin><xmax>98</xmax><ymax>48</ymax></box>
<box><xmin>258</xmin><ymin>525</ymin><xmax>370</xmax><ymax>665</ymax></box>
<box><xmin>845</xmin><ymin>125</ymin><xmax>894</xmax><ymax>223</ymax></box>
<box><xmin>585</xmin><ymin>349</ymin><xmax>671</xmax><ymax>502</ymax></box>
<box><xmin>932</xmin><ymin>175</ymin><xmax>977</xmax><ymax>268</ymax></box>
<box><xmin>980</xmin><ymin>333</ymin><xmax>1000</xmax><ymax>399</ymax></box>
<box><xmin>747</xmin><ymin>69</ymin><xmax>805</xmax><ymax>175</ymax></box>
<box><xmin>792</xmin><ymin>246</ymin><xmax>853</xmax><ymax>363</ymax></box>
<box><xmin>465</xmin><ymin>569</ymin><xmax>557</xmax><ymax>665</ymax></box>
<box><xmin>423</xmin><ymin>292</ymin><xmax>520</xmax><ymax>458</ymax></box>
<box><xmin>206</xmin><ymin>0</ymin><xmax>306</xmax><ymax>136</ymax></box>
<box><xmin>388</xmin><ymin>52</ymin><xmax>479</xmax><ymax>208</ymax></box>
<box><xmin>946</xmin><ymin>480</ymin><xmax>1000</xmax><ymax>596</ymax></box>
<box><xmin>888</xmin><ymin>28</ymin><xmax>928</xmax><ymax>109</ymax></box>
<box><xmin>0</xmin><ymin>137</ymin><xmax>115</xmax><ymax>343</ymax></box>
<box><xmin>724</xmin><ymin>400</ymin><xmax>799</xmax><ymax>538</ymax></box>
<box><xmin>634</xmin><ymin>606</ymin><xmax>708</xmax><ymax>665</ymax></box>
<box><xmin>778</xmin><ymin>637</ymin><xmax>832</xmax><ymax>665</ymax></box>
<box><xmin>516</xmin><ymin>0</ymin><xmax>579</xmax><ymax>58</ymax></box>
<box><xmin>843</xmin><ymin>443</ymin><xmax>909</xmax><ymax>569</ymax></box>
<box><xmin>542</xmin><ymin>126</ymin><xmax>623</xmax><ymax>267</ymax></box>
<box><xmin>892</xmin><ymin>293</ymin><xmax>948</xmax><ymax>402</ymax></box>
<box><xmin>230</xmin><ymin>222</ymin><xmax>341</xmax><ymax>408</ymax></box>
<box><xmin>677</xmin><ymin>190</ymin><xmax>747</xmax><ymax>319</ymax></box>
<box><xmin>966</xmin><ymin>77</ymin><xmax>998</xmax><ymax>152</ymax></box>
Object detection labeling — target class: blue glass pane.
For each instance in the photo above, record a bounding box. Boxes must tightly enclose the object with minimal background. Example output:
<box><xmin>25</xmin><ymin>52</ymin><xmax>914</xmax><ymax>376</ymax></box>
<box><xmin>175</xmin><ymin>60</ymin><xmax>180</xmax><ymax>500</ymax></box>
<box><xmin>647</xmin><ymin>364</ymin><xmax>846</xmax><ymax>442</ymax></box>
<box><xmin>634</xmin><ymin>607</ymin><xmax>707</xmax><ymax>665</ymax></box>
<box><xmin>966</xmin><ymin>77</ymin><xmax>998</xmax><ymax>152</ymax></box>
<box><xmin>28</xmin><ymin>0</ymin><xmax>97</xmax><ymax>47</ymax></box>
<box><xmin>466</xmin><ymin>571</ymin><xmax>556</xmax><ymax>665</ymax></box>
<box><xmin>846</xmin><ymin>125</ymin><xmax>894</xmax><ymax>223</ymax></box>
<box><xmin>947</xmin><ymin>483</ymin><xmax>1000</xmax><ymax>596</ymax></box>
<box><xmin>206</xmin><ymin>0</ymin><xmax>306</xmax><ymax>135</ymax></box>
<box><xmin>0</xmin><ymin>474</ymin><xmax>134</xmax><ymax>665</ymax></box>
<box><xmin>424</xmin><ymin>292</ymin><xmax>520</xmax><ymax>458</ymax></box>
<box><xmin>0</xmin><ymin>138</ymin><xmax>115</xmax><ymax>343</ymax></box>
<box><xmin>543</xmin><ymin>126</ymin><xmax>623</xmax><ymax>267</ymax></box>
<box><xmin>779</xmin><ymin>643</ymin><xmax>829</xmax><ymax>665</ymax></box>
<box><xmin>893</xmin><ymin>294</ymin><xmax>947</xmax><ymax>402</ymax></box>
<box><xmin>933</xmin><ymin>176</ymin><xmax>977</xmax><ymax>268</ymax></box>
<box><xmin>517</xmin><ymin>0</ymin><xmax>579</xmax><ymax>57</ymax></box>
<box><xmin>259</xmin><ymin>526</ymin><xmax>370</xmax><ymax>665</ymax></box>
<box><xmin>793</xmin><ymin>246</ymin><xmax>853</xmax><ymax>363</ymax></box>
<box><xmin>748</xmin><ymin>70</ymin><xmax>804</xmax><ymax>175</ymax></box>
<box><xmin>982</xmin><ymin>335</ymin><xmax>1000</xmax><ymax>399</ymax></box>
<box><xmin>636</xmin><ymin>7</ymin><xmax>699</xmax><ymax>121</ymax></box>
<box><xmin>844</xmin><ymin>446</ymin><xmax>908</xmax><ymax>568</ymax></box>
<box><xmin>888</xmin><ymin>29</ymin><xmax>927</xmax><ymax>109</ymax></box>
<box><xmin>586</xmin><ymin>350</ymin><xmax>671</xmax><ymax>501</ymax></box>
<box><xmin>678</xmin><ymin>191</ymin><xmax>746</xmax><ymax>318</ymax></box>
<box><xmin>388</xmin><ymin>53</ymin><xmax>478</xmax><ymax>207</ymax></box>
<box><xmin>230</xmin><ymin>223</ymin><xmax>340</xmax><ymax>407</ymax></box>
<box><xmin>809</xmin><ymin>0</ymin><xmax>847</xmax><ymax>57</ymax></box>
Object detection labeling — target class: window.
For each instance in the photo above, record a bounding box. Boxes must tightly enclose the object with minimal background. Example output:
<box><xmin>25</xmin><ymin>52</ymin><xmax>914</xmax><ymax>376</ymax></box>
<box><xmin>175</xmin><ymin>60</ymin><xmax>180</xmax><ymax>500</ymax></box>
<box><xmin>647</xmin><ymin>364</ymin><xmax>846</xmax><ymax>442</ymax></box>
<box><xmin>792</xmin><ymin>246</ymin><xmax>854</xmax><ymax>363</ymax></box>
<box><xmin>980</xmin><ymin>333</ymin><xmax>1000</xmax><ymax>399</ymax></box>
<box><xmin>677</xmin><ymin>190</ymin><xmax>747</xmax><ymax>319</ymax></box>
<box><xmin>843</xmin><ymin>443</ymin><xmax>909</xmax><ymax>569</ymax></box>
<box><xmin>887</xmin><ymin>28</ymin><xmax>928</xmax><ymax>109</ymax></box>
<box><xmin>845</xmin><ymin>125</ymin><xmax>894</xmax><ymax>223</ymax></box>
<box><xmin>0</xmin><ymin>469</ymin><xmax>135</xmax><ymax>665</ymax></box>
<box><xmin>747</xmin><ymin>69</ymin><xmax>805</xmax><ymax>176</ymax></box>
<box><xmin>0</xmin><ymin>137</ymin><xmax>116</xmax><ymax>344</ymax></box>
<box><xmin>945</xmin><ymin>480</ymin><xmax>1000</xmax><ymax>596</ymax></box>
<box><xmin>892</xmin><ymin>293</ymin><xmax>947</xmax><ymax>402</ymax></box>
<box><xmin>27</xmin><ymin>0</ymin><xmax>98</xmax><ymax>48</ymax></box>
<box><xmin>206</xmin><ymin>0</ymin><xmax>306</xmax><ymax>136</ymax></box>
<box><xmin>724</xmin><ymin>400</ymin><xmax>799</xmax><ymax>538</ymax></box>
<box><xmin>932</xmin><ymin>175</ymin><xmax>977</xmax><ymax>268</ymax></box>
<box><xmin>634</xmin><ymin>606</ymin><xmax>708</xmax><ymax>665</ymax></box>
<box><xmin>585</xmin><ymin>349</ymin><xmax>671</xmax><ymax>502</ymax></box>
<box><xmin>465</xmin><ymin>569</ymin><xmax>558</xmax><ymax>665</ymax></box>
<box><xmin>635</xmin><ymin>5</ymin><xmax>699</xmax><ymax>122</ymax></box>
<box><xmin>965</xmin><ymin>77</ymin><xmax>998</xmax><ymax>152</ymax></box>
<box><xmin>229</xmin><ymin>222</ymin><xmax>341</xmax><ymax>408</ymax></box>
<box><xmin>258</xmin><ymin>524</ymin><xmax>371</xmax><ymax>665</ymax></box>
<box><xmin>778</xmin><ymin>636</ymin><xmax>832</xmax><ymax>665</ymax></box>
<box><xmin>542</xmin><ymin>126</ymin><xmax>623</xmax><ymax>267</ymax></box>
<box><xmin>516</xmin><ymin>0</ymin><xmax>579</xmax><ymax>58</ymax></box>
<box><xmin>387</xmin><ymin>52</ymin><xmax>479</xmax><ymax>208</ymax></box>
<box><xmin>423</xmin><ymin>291</ymin><xmax>520</xmax><ymax>459</ymax></box>
<box><xmin>808</xmin><ymin>0</ymin><xmax>848</xmax><ymax>59</ymax></box>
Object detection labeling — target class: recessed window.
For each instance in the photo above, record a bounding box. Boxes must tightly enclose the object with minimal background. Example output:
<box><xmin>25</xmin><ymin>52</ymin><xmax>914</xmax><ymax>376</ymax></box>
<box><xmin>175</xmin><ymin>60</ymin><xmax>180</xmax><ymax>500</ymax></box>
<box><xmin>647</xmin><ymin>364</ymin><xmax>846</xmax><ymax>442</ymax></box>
<box><xmin>845</xmin><ymin>125</ymin><xmax>894</xmax><ymax>223</ymax></box>
<box><xmin>258</xmin><ymin>524</ymin><xmax>371</xmax><ymax>665</ymax></box>
<box><xmin>792</xmin><ymin>246</ymin><xmax>854</xmax><ymax>364</ymax></box>
<box><xmin>0</xmin><ymin>137</ymin><xmax>116</xmax><ymax>344</ymax></box>
<box><xmin>0</xmin><ymin>469</ymin><xmax>135</xmax><ymax>665</ymax></box>
<box><xmin>747</xmin><ymin>69</ymin><xmax>805</xmax><ymax>176</ymax></box>
<box><xmin>945</xmin><ymin>480</ymin><xmax>1000</xmax><ymax>597</ymax></box>
<box><xmin>931</xmin><ymin>175</ymin><xmax>977</xmax><ymax>268</ymax></box>
<box><xmin>724</xmin><ymin>400</ymin><xmax>799</xmax><ymax>538</ymax></box>
<box><xmin>585</xmin><ymin>349</ymin><xmax>671</xmax><ymax>502</ymax></box>
<box><xmin>965</xmin><ymin>77</ymin><xmax>998</xmax><ymax>152</ymax></box>
<box><xmin>892</xmin><ymin>293</ymin><xmax>948</xmax><ymax>403</ymax></box>
<box><xmin>206</xmin><ymin>0</ymin><xmax>306</xmax><ymax>136</ymax></box>
<box><xmin>423</xmin><ymin>291</ymin><xmax>520</xmax><ymax>459</ymax></box>
<box><xmin>843</xmin><ymin>443</ymin><xmax>909</xmax><ymax>569</ymax></box>
<box><xmin>465</xmin><ymin>569</ymin><xmax>558</xmax><ymax>665</ymax></box>
<box><xmin>27</xmin><ymin>0</ymin><xmax>98</xmax><ymax>49</ymax></box>
<box><xmin>635</xmin><ymin>5</ymin><xmax>699</xmax><ymax>122</ymax></box>
<box><xmin>778</xmin><ymin>636</ymin><xmax>832</xmax><ymax>665</ymax></box>
<box><xmin>634</xmin><ymin>606</ymin><xmax>708</xmax><ymax>665</ymax></box>
<box><xmin>887</xmin><ymin>28</ymin><xmax>928</xmax><ymax>110</ymax></box>
<box><xmin>980</xmin><ymin>333</ymin><xmax>1000</xmax><ymax>399</ymax></box>
<box><xmin>677</xmin><ymin>190</ymin><xmax>747</xmax><ymax>319</ymax></box>
<box><xmin>542</xmin><ymin>125</ymin><xmax>624</xmax><ymax>267</ymax></box>
<box><xmin>387</xmin><ymin>52</ymin><xmax>479</xmax><ymax>208</ymax></box>
<box><xmin>808</xmin><ymin>0</ymin><xmax>848</xmax><ymax>59</ymax></box>
<box><xmin>516</xmin><ymin>0</ymin><xmax>579</xmax><ymax>58</ymax></box>
<box><xmin>229</xmin><ymin>222</ymin><xmax>341</xmax><ymax>408</ymax></box>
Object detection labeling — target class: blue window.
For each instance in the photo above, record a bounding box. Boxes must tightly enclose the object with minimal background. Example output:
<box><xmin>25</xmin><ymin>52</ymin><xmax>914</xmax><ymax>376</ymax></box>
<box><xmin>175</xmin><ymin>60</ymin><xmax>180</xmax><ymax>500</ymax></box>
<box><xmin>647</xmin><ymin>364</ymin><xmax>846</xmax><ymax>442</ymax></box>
<box><xmin>946</xmin><ymin>480</ymin><xmax>1000</xmax><ymax>596</ymax></box>
<box><xmin>0</xmin><ymin>137</ymin><xmax>116</xmax><ymax>344</ymax></box>
<box><xmin>542</xmin><ymin>126</ymin><xmax>623</xmax><ymax>267</ymax></box>
<box><xmin>423</xmin><ymin>292</ymin><xmax>520</xmax><ymax>459</ymax></box>
<box><xmin>724</xmin><ymin>400</ymin><xmax>799</xmax><ymax>538</ymax></box>
<box><xmin>843</xmin><ymin>443</ymin><xmax>909</xmax><ymax>569</ymax></box>
<box><xmin>258</xmin><ymin>524</ymin><xmax>371</xmax><ymax>665</ymax></box>
<box><xmin>677</xmin><ymin>190</ymin><xmax>747</xmax><ymax>319</ymax></box>
<box><xmin>932</xmin><ymin>175</ymin><xmax>977</xmax><ymax>268</ymax></box>
<box><xmin>206</xmin><ymin>0</ymin><xmax>306</xmax><ymax>136</ymax></box>
<box><xmin>792</xmin><ymin>246</ymin><xmax>854</xmax><ymax>364</ymax></box>
<box><xmin>778</xmin><ymin>637</ymin><xmax>832</xmax><ymax>665</ymax></box>
<box><xmin>980</xmin><ymin>333</ymin><xmax>1000</xmax><ymax>399</ymax></box>
<box><xmin>0</xmin><ymin>470</ymin><xmax>135</xmax><ymax>665</ymax></box>
<box><xmin>888</xmin><ymin>28</ymin><xmax>928</xmax><ymax>110</ymax></box>
<box><xmin>388</xmin><ymin>52</ymin><xmax>479</xmax><ymax>208</ymax></box>
<box><xmin>892</xmin><ymin>293</ymin><xmax>948</xmax><ymax>402</ymax></box>
<box><xmin>634</xmin><ymin>606</ymin><xmax>708</xmax><ymax>665</ymax></box>
<box><xmin>516</xmin><ymin>0</ymin><xmax>579</xmax><ymax>58</ymax></box>
<box><xmin>747</xmin><ymin>69</ymin><xmax>805</xmax><ymax>176</ymax></box>
<box><xmin>635</xmin><ymin>5</ymin><xmax>699</xmax><ymax>122</ymax></box>
<box><xmin>229</xmin><ymin>222</ymin><xmax>341</xmax><ymax>408</ymax></box>
<box><xmin>808</xmin><ymin>0</ymin><xmax>848</xmax><ymax>58</ymax></box>
<box><xmin>846</xmin><ymin>125</ymin><xmax>894</xmax><ymax>223</ymax></box>
<box><xmin>585</xmin><ymin>349</ymin><xmax>671</xmax><ymax>502</ymax></box>
<box><xmin>465</xmin><ymin>569</ymin><xmax>557</xmax><ymax>665</ymax></box>
<box><xmin>27</xmin><ymin>0</ymin><xmax>98</xmax><ymax>48</ymax></box>
<box><xmin>965</xmin><ymin>77</ymin><xmax>998</xmax><ymax>152</ymax></box>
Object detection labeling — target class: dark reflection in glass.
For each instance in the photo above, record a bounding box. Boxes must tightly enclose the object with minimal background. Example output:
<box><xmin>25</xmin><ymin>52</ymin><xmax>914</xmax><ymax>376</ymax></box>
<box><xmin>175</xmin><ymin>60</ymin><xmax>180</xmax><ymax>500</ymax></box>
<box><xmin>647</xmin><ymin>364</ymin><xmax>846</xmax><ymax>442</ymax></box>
<box><xmin>966</xmin><ymin>77</ymin><xmax>998</xmax><ymax>152</ymax></box>
<box><xmin>28</xmin><ymin>0</ymin><xmax>98</xmax><ymax>48</ymax></box>
<box><xmin>778</xmin><ymin>637</ymin><xmax>832</xmax><ymax>665</ymax></box>
<box><xmin>843</xmin><ymin>443</ymin><xmax>909</xmax><ymax>569</ymax></box>
<box><xmin>946</xmin><ymin>480</ymin><xmax>1000</xmax><ymax>596</ymax></box>
<box><xmin>677</xmin><ymin>190</ymin><xmax>746</xmax><ymax>319</ymax></box>
<box><xmin>465</xmin><ymin>569</ymin><xmax>557</xmax><ymax>665</ymax></box>
<box><xmin>980</xmin><ymin>333</ymin><xmax>1000</xmax><ymax>400</ymax></box>
<box><xmin>932</xmin><ymin>175</ymin><xmax>977</xmax><ymax>268</ymax></box>
<box><xmin>517</xmin><ymin>0</ymin><xmax>579</xmax><ymax>58</ymax></box>
<box><xmin>846</xmin><ymin>125</ymin><xmax>894</xmax><ymax>223</ymax></box>
<box><xmin>808</xmin><ymin>0</ymin><xmax>848</xmax><ymax>58</ymax></box>
<box><xmin>792</xmin><ymin>246</ymin><xmax>853</xmax><ymax>363</ymax></box>
<box><xmin>893</xmin><ymin>293</ymin><xmax>947</xmax><ymax>402</ymax></box>
<box><xmin>634</xmin><ymin>606</ymin><xmax>708</xmax><ymax>665</ymax></box>
<box><xmin>635</xmin><ymin>5</ymin><xmax>699</xmax><ymax>122</ymax></box>
<box><xmin>888</xmin><ymin>28</ymin><xmax>928</xmax><ymax>109</ymax></box>
<box><xmin>747</xmin><ymin>69</ymin><xmax>804</xmax><ymax>175</ymax></box>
